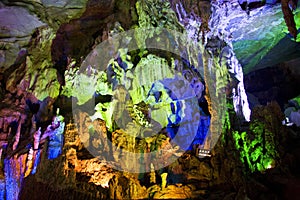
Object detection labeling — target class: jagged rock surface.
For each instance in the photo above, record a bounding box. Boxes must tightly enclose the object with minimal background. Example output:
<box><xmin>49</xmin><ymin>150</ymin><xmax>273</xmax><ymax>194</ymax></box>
<box><xmin>0</xmin><ymin>0</ymin><xmax>300</xmax><ymax>199</ymax></box>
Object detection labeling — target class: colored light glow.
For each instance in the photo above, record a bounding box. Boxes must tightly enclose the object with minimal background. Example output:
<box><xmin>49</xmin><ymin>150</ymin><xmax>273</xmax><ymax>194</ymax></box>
<box><xmin>0</xmin><ymin>179</ymin><xmax>4</xmax><ymax>200</ymax></box>
<box><xmin>231</xmin><ymin>111</ymin><xmax>278</xmax><ymax>173</ymax></box>
<box><xmin>266</xmin><ymin>164</ymin><xmax>273</xmax><ymax>169</ymax></box>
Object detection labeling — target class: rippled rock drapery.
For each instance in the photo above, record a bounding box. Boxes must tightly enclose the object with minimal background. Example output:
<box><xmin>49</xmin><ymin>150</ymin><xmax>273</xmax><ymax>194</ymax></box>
<box><xmin>173</xmin><ymin>0</ymin><xmax>251</xmax><ymax>149</ymax></box>
<box><xmin>210</xmin><ymin>0</ymin><xmax>252</xmax><ymax>120</ymax></box>
<box><xmin>0</xmin><ymin>179</ymin><xmax>4</xmax><ymax>199</ymax></box>
<box><xmin>4</xmin><ymin>155</ymin><xmax>27</xmax><ymax>200</ymax></box>
<box><xmin>66</xmin><ymin>0</ymin><xmax>213</xmax><ymax>173</ymax></box>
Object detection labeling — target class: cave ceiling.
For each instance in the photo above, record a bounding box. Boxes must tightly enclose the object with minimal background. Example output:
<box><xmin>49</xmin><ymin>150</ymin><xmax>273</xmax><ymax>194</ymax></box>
<box><xmin>0</xmin><ymin>0</ymin><xmax>299</xmax><ymax>109</ymax></box>
<box><xmin>0</xmin><ymin>1</ymin><xmax>298</xmax><ymax>70</ymax></box>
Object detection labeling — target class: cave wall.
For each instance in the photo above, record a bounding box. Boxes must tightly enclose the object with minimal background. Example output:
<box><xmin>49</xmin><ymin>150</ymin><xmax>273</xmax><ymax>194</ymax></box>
<box><xmin>0</xmin><ymin>0</ymin><xmax>300</xmax><ymax>199</ymax></box>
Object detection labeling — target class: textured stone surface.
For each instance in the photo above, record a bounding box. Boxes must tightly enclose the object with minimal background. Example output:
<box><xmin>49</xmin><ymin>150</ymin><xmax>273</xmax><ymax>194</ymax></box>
<box><xmin>109</xmin><ymin>172</ymin><xmax>147</xmax><ymax>199</ymax></box>
<box><xmin>0</xmin><ymin>7</ymin><xmax>44</xmax><ymax>37</ymax></box>
<box><xmin>2</xmin><ymin>0</ymin><xmax>87</xmax><ymax>29</ymax></box>
<box><xmin>230</xmin><ymin>3</ymin><xmax>300</xmax><ymax>73</ymax></box>
<box><xmin>0</xmin><ymin>0</ymin><xmax>300</xmax><ymax>199</ymax></box>
<box><xmin>0</xmin><ymin>179</ymin><xmax>4</xmax><ymax>200</ymax></box>
<box><xmin>0</xmin><ymin>6</ymin><xmax>45</xmax><ymax>72</ymax></box>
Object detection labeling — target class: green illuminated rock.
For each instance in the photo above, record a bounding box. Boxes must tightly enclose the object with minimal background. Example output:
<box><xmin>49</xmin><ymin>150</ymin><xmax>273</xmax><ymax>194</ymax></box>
<box><xmin>135</xmin><ymin>0</ymin><xmax>183</xmax><ymax>48</ymax></box>
<box><xmin>92</xmin><ymin>54</ymin><xmax>178</xmax><ymax>131</ymax></box>
<box><xmin>232</xmin><ymin>102</ymin><xmax>283</xmax><ymax>172</ymax></box>
<box><xmin>25</xmin><ymin>27</ymin><xmax>60</xmax><ymax>100</ymax></box>
<box><xmin>231</xmin><ymin>5</ymin><xmax>300</xmax><ymax>73</ymax></box>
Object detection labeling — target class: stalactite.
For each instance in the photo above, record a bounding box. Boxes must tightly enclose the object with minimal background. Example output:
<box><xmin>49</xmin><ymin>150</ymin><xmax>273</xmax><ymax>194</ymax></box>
<box><xmin>33</xmin><ymin>127</ymin><xmax>41</xmax><ymax>151</ymax></box>
<box><xmin>12</xmin><ymin>118</ymin><xmax>22</xmax><ymax>151</ymax></box>
<box><xmin>3</xmin><ymin>119</ymin><xmax>8</xmax><ymax>133</ymax></box>
<box><xmin>4</xmin><ymin>155</ymin><xmax>27</xmax><ymax>200</ymax></box>
<box><xmin>24</xmin><ymin>148</ymin><xmax>33</xmax><ymax>177</ymax></box>
<box><xmin>31</xmin><ymin>127</ymin><xmax>42</xmax><ymax>175</ymax></box>
<box><xmin>0</xmin><ymin>118</ymin><xmax>3</xmax><ymax>130</ymax></box>
<box><xmin>0</xmin><ymin>148</ymin><xmax>2</xmax><ymax>163</ymax></box>
<box><xmin>202</xmin><ymin>50</ymin><xmax>227</xmax><ymax>150</ymax></box>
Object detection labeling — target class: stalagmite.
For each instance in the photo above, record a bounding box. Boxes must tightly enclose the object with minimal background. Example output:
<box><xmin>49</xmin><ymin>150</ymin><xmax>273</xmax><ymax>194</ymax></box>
<box><xmin>31</xmin><ymin>127</ymin><xmax>42</xmax><ymax>175</ymax></box>
<box><xmin>150</xmin><ymin>163</ymin><xmax>156</xmax><ymax>184</ymax></box>
<box><xmin>161</xmin><ymin>173</ymin><xmax>168</xmax><ymax>189</ymax></box>
<box><xmin>12</xmin><ymin>119</ymin><xmax>22</xmax><ymax>151</ymax></box>
<box><xmin>24</xmin><ymin>148</ymin><xmax>33</xmax><ymax>177</ymax></box>
<box><xmin>33</xmin><ymin>127</ymin><xmax>41</xmax><ymax>150</ymax></box>
<box><xmin>7</xmin><ymin>127</ymin><xmax>11</xmax><ymax>144</ymax></box>
<box><xmin>30</xmin><ymin>115</ymin><xmax>37</xmax><ymax>136</ymax></box>
<box><xmin>0</xmin><ymin>148</ymin><xmax>2</xmax><ymax>162</ymax></box>
<box><xmin>47</xmin><ymin>115</ymin><xmax>65</xmax><ymax>160</ymax></box>
<box><xmin>0</xmin><ymin>118</ymin><xmax>3</xmax><ymax>130</ymax></box>
<box><xmin>3</xmin><ymin>119</ymin><xmax>8</xmax><ymax>133</ymax></box>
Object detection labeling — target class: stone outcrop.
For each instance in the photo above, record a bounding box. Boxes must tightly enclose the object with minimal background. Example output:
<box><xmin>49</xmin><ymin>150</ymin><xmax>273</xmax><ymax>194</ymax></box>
<box><xmin>0</xmin><ymin>5</ymin><xmax>45</xmax><ymax>73</ymax></box>
<box><xmin>0</xmin><ymin>0</ymin><xmax>300</xmax><ymax>199</ymax></box>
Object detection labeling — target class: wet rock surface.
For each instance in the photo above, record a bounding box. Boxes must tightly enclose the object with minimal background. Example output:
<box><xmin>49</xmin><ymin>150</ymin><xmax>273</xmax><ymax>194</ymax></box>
<box><xmin>0</xmin><ymin>0</ymin><xmax>300</xmax><ymax>199</ymax></box>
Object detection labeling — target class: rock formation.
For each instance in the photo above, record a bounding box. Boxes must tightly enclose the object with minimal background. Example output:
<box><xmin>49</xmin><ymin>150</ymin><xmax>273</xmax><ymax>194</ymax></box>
<box><xmin>0</xmin><ymin>0</ymin><xmax>300</xmax><ymax>199</ymax></box>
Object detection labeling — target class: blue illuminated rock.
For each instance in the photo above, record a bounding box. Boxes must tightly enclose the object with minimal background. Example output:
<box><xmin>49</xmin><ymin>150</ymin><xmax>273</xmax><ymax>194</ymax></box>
<box><xmin>0</xmin><ymin>179</ymin><xmax>4</xmax><ymax>200</ymax></box>
<box><xmin>46</xmin><ymin>115</ymin><xmax>65</xmax><ymax>160</ymax></box>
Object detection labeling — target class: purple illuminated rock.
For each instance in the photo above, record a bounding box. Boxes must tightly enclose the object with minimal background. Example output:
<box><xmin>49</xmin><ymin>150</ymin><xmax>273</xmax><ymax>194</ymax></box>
<box><xmin>0</xmin><ymin>6</ymin><xmax>45</xmax><ymax>72</ymax></box>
